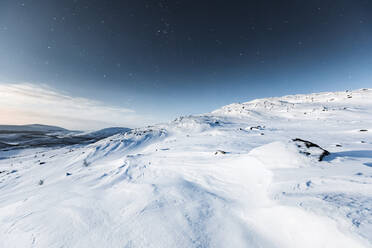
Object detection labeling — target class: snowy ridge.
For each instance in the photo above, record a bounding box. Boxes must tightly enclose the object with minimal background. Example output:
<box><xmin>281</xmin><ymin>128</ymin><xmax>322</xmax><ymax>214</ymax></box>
<box><xmin>1</xmin><ymin>89</ymin><xmax>372</xmax><ymax>247</ymax></box>
<box><xmin>213</xmin><ymin>88</ymin><xmax>372</xmax><ymax>120</ymax></box>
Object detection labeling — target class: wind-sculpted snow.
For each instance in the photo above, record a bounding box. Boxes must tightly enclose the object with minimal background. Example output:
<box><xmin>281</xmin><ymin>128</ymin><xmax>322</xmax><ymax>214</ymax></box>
<box><xmin>83</xmin><ymin>127</ymin><xmax>167</xmax><ymax>163</ymax></box>
<box><xmin>171</xmin><ymin>115</ymin><xmax>230</xmax><ymax>132</ymax></box>
<box><xmin>1</xmin><ymin>89</ymin><xmax>372</xmax><ymax>247</ymax></box>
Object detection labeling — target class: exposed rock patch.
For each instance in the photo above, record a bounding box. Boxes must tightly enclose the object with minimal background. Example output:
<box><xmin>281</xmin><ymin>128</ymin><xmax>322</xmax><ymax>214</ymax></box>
<box><xmin>292</xmin><ymin>138</ymin><xmax>330</xmax><ymax>161</ymax></box>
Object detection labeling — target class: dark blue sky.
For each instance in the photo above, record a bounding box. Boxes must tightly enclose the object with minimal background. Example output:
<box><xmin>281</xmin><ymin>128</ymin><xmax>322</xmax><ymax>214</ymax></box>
<box><xmin>1</xmin><ymin>0</ymin><xmax>372</xmax><ymax>126</ymax></box>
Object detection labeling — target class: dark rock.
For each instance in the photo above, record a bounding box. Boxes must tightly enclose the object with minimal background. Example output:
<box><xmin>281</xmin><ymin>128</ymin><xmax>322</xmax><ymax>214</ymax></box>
<box><xmin>250</xmin><ymin>125</ymin><xmax>265</xmax><ymax>131</ymax></box>
<box><xmin>215</xmin><ymin>150</ymin><xmax>227</xmax><ymax>155</ymax></box>
<box><xmin>66</xmin><ymin>172</ymin><xmax>72</xmax><ymax>176</ymax></box>
<box><xmin>292</xmin><ymin>138</ymin><xmax>330</xmax><ymax>161</ymax></box>
<box><xmin>39</xmin><ymin>162</ymin><xmax>46</xmax><ymax>165</ymax></box>
<box><xmin>306</xmin><ymin>180</ymin><xmax>312</xmax><ymax>187</ymax></box>
<box><xmin>83</xmin><ymin>160</ymin><xmax>89</xmax><ymax>167</ymax></box>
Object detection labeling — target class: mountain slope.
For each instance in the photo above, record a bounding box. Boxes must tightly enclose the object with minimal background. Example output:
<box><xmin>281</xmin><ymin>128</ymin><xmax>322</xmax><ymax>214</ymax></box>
<box><xmin>0</xmin><ymin>89</ymin><xmax>372</xmax><ymax>248</ymax></box>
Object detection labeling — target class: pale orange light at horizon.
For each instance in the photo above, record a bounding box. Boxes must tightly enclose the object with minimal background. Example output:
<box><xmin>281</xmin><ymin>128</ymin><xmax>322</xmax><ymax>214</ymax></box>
<box><xmin>0</xmin><ymin>83</ymin><xmax>153</xmax><ymax>130</ymax></box>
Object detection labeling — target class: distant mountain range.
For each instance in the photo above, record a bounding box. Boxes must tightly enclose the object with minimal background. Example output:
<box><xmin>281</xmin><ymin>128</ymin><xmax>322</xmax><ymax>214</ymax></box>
<box><xmin>0</xmin><ymin>124</ymin><xmax>131</xmax><ymax>150</ymax></box>
<box><xmin>0</xmin><ymin>124</ymin><xmax>67</xmax><ymax>133</ymax></box>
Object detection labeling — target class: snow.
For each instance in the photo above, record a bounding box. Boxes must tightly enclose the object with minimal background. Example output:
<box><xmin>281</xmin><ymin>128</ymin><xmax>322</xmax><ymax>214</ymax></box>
<box><xmin>1</xmin><ymin>88</ymin><xmax>372</xmax><ymax>247</ymax></box>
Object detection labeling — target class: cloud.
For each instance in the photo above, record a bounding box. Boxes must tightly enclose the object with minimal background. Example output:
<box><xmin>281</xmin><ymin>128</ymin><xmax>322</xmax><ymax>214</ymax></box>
<box><xmin>0</xmin><ymin>83</ymin><xmax>154</xmax><ymax>130</ymax></box>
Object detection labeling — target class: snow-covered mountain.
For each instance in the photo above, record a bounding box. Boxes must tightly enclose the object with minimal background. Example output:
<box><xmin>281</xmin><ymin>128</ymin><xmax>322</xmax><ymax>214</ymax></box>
<box><xmin>1</xmin><ymin>89</ymin><xmax>372</xmax><ymax>248</ymax></box>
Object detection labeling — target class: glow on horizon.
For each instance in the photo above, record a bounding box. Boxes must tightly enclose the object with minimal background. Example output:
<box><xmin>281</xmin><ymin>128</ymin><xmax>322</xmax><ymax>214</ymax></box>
<box><xmin>0</xmin><ymin>83</ymin><xmax>155</xmax><ymax>130</ymax></box>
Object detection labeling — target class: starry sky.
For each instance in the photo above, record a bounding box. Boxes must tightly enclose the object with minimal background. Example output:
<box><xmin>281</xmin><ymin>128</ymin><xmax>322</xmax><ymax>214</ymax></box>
<box><xmin>0</xmin><ymin>0</ymin><xmax>372</xmax><ymax>129</ymax></box>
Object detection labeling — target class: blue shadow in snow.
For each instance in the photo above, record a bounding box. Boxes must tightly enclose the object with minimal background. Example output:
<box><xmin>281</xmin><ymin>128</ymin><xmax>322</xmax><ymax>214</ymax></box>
<box><xmin>324</xmin><ymin>150</ymin><xmax>372</xmax><ymax>162</ymax></box>
<box><xmin>364</xmin><ymin>162</ymin><xmax>372</xmax><ymax>167</ymax></box>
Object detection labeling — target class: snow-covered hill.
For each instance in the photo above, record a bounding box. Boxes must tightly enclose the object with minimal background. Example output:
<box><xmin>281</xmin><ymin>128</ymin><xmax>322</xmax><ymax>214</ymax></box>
<box><xmin>1</xmin><ymin>89</ymin><xmax>372</xmax><ymax>247</ymax></box>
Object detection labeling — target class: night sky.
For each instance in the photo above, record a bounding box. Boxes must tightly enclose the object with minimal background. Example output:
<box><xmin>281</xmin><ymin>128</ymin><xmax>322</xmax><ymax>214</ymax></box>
<box><xmin>1</xmin><ymin>0</ymin><xmax>372</xmax><ymax>127</ymax></box>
